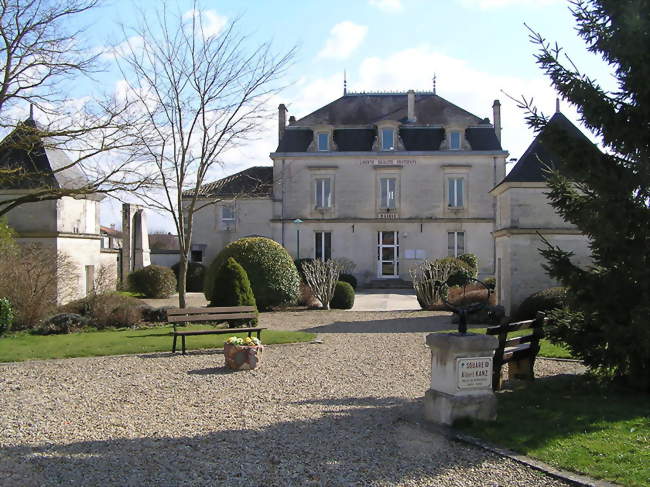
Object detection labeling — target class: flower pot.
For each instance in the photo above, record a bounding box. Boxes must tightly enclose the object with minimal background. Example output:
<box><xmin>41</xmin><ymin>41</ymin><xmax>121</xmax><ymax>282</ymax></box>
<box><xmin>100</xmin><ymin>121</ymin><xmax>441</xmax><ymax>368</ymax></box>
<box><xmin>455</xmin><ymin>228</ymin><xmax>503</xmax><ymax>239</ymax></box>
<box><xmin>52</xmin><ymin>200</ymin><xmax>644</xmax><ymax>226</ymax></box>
<box><xmin>224</xmin><ymin>343</ymin><xmax>263</xmax><ymax>370</ymax></box>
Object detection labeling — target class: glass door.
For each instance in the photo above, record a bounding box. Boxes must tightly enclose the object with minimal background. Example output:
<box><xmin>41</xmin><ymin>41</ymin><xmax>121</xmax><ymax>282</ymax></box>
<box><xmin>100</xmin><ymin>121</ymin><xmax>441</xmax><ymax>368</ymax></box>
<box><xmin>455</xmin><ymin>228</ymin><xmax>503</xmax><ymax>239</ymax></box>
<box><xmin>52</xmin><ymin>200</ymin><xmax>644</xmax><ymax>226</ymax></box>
<box><xmin>377</xmin><ymin>231</ymin><xmax>399</xmax><ymax>278</ymax></box>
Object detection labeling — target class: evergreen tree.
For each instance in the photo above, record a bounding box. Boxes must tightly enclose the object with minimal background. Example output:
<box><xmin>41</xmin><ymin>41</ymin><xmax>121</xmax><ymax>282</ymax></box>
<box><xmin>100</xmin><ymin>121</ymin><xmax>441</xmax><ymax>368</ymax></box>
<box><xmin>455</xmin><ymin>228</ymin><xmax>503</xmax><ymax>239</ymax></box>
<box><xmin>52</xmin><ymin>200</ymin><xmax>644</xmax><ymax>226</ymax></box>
<box><xmin>526</xmin><ymin>0</ymin><xmax>650</xmax><ymax>390</ymax></box>
<box><xmin>210</xmin><ymin>257</ymin><xmax>257</xmax><ymax>328</ymax></box>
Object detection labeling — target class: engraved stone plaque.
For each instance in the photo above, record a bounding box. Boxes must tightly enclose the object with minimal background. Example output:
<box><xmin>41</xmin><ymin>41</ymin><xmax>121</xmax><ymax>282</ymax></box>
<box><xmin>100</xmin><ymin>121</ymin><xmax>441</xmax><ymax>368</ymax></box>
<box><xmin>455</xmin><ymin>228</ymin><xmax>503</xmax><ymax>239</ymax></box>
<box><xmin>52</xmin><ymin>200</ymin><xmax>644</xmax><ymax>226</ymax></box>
<box><xmin>457</xmin><ymin>357</ymin><xmax>493</xmax><ymax>389</ymax></box>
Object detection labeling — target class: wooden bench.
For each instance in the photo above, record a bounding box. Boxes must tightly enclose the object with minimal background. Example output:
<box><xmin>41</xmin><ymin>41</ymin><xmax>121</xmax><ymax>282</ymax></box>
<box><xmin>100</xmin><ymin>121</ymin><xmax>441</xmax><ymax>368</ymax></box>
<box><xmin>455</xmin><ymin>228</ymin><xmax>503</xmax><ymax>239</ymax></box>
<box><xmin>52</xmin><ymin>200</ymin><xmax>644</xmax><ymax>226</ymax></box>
<box><xmin>167</xmin><ymin>306</ymin><xmax>265</xmax><ymax>355</ymax></box>
<box><xmin>486</xmin><ymin>311</ymin><xmax>545</xmax><ymax>390</ymax></box>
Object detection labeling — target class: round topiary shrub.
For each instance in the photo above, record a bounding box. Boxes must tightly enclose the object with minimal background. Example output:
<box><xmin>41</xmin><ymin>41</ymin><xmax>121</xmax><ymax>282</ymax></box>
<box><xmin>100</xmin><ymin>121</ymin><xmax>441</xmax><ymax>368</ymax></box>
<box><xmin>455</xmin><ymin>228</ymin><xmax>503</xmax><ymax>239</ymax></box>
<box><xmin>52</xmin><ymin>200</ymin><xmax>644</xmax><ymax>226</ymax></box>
<box><xmin>457</xmin><ymin>253</ymin><xmax>479</xmax><ymax>278</ymax></box>
<box><xmin>513</xmin><ymin>287</ymin><xmax>568</xmax><ymax>321</ymax></box>
<box><xmin>484</xmin><ymin>277</ymin><xmax>496</xmax><ymax>290</ymax></box>
<box><xmin>128</xmin><ymin>265</ymin><xmax>177</xmax><ymax>298</ymax></box>
<box><xmin>330</xmin><ymin>281</ymin><xmax>355</xmax><ymax>309</ymax></box>
<box><xmin>171</xmin><ymin>261</ymin><xmax>206</xmax><ymax>292</ymax></box>
<box><xmin>205</xmin><ymin>237</ymin><xmax>300</xmax><ymax>310</ymax></box>
<box><xmin>0</xmin><ymin>297</ymin><xmax>13</xmax><ymax>335</ymax></box>
<box><xmin>339</xmin><ymin>273</ymin><xmax>358</xmax><ymax>290</ymax></box>
<box><xmin>210</xmin><ymin>257</ymin><xmax>257</xmax><ymax>328</ymax></box>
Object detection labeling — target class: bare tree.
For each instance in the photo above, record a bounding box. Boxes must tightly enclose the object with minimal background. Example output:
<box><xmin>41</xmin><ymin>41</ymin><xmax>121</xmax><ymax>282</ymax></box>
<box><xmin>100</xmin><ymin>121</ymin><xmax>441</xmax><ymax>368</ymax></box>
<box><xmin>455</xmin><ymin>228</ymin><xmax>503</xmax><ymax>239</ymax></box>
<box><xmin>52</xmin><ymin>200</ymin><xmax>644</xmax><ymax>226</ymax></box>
<box><xmin>117</xmin><ymin>3</ymin><xmax>294</xmax><ymax>307</ymax></box>
<box><xmin>302</xmin><ymin>259</ymin><xmax>342</xmax><ymax>310</ymax></box>
<box><xmin>0</xmin><ymin>0</ymin><xmax>157</xmax><ymax>216</ymax></box>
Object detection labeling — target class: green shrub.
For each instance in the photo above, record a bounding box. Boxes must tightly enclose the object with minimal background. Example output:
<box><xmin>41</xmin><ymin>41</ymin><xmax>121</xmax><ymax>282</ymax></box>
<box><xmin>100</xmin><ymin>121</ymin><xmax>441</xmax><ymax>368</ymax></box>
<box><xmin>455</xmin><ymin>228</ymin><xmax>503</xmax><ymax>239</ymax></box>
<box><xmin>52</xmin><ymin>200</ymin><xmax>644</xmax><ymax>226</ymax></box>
<box><xmin>0</xmin><ymin>297</ymin><xmax>13</xmax><ymax>334</ymax></box>
<box><xmin>457</xmin><ymin>253</ymin><xmax>479</xmax><ymax>278</ymax></box>
<box><xmin>330</xmin><ymin>281</ymin><xmax>355</xmax><ymax>309</ymax></box>
<box><xmin>128</xmin><ymin>265</ymin><xmax>177</xmax><ymax>298</ymax></box>
<box><xmin>59</xmin><ymin>293</ymin><xmax>143</xmax><ymax>329</ymax></box>
<box><xmin>411</xmin><ymin>257</ymin><xmax>475</xmax><ymax>310</ymax></box>
<box><xmin>513</xmin><ymin>287</ymin><xmax>567</xmax><ymax>322</ymax></box>
<box><xmin>210</xmin><ymin>257</ymin><xmax>257</xmax><ymax>328</ymax></box>
<box><xmin>437</xmin><ymin>257</ymin><xmax>474</xmax><ymax>288</ymax></box>
<box><xmin>171</xmin><ymin>261</ymin><xmax>205</xmax><ymax>292</ymax></box>
<box><xmin>484</xmin><ymin>277</ymin><xmax>496</xmax><ymax>290</ymax></box>
<box><xmin>339</xmin><ymin>273</ymin><xmax>358</xmax><ymax>290</ymax></box>
<box><xmin>205</xmin><ymin>237</ymin><xmax>300</xmax><ymax>310</ymax></box>
<box><xmin>37</xmin><ymin>313</ymin><xmax>90</xmax><ymax>335</ymax></box>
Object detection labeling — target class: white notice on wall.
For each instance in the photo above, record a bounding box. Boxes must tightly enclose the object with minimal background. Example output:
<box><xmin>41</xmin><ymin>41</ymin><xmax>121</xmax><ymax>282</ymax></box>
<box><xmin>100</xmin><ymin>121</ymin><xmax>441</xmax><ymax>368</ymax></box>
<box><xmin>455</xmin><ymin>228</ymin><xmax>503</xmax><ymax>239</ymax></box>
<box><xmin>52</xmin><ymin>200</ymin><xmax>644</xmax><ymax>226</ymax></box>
<box><xmin>415</xmin><ymin>249</ymin><xmax>426</xmax><ymax>259</ymax></box>
<box><xmin>405</xmin><ymin>249</ymin><xmax>415</xmax><ymax>259</ymax></box>
<box><xmin>457</xmin><ymin>357</ymin><xmax>493</xmax><ymax>389</ymax></box>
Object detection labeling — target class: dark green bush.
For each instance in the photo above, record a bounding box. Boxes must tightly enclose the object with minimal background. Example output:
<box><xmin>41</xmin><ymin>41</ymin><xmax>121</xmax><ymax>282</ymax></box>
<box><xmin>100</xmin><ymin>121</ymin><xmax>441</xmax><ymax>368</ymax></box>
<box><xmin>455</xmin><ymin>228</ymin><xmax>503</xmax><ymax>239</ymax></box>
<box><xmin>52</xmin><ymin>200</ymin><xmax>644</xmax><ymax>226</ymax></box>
<box><xmin>171</xmin><ymin>261</ymin><xmax>205</xmax><ymax>292</ymax></box>
<box><xmin>484</xmin><ymin>277</ymin><xmax>496</xmax><ymax>290</ymax></box>
<box><xmin>128</xmin><ymin>265</ymin><xmax>177</xmax><ymax>298</ymax></box>
<box><xmin>0</xmin><ymin>297</ymin><xmax>13</xmax><ymax>334</ymax></box>
<box><xmin>339</xmin><ymin>273</ymin><xmax>358</xmax><ymax>290</ymax></box>
<box><xmin>205</xmin><ymin>237</ymin><xmax>300</xmax><ymax>310</ymax></box>
<box><xmin>513</xmin><ymin>287</ymin><xmax>567</xmax><ymax>322</ymax></box>
<box><xmin>37</xmin><ymin>313</ymin><xmax>90</xmax><ymax>335</ymax></box>
<box><xmin>457</xmin><ymin>253</ymin><xmax>479</xmax><ymax>278</ymax></box>
<box><xmin>210</xmin><ymin>257</ymin><xmax>257</xmax><ymax>328</ymax></box>
<box><xmin>436</xmin><ymin>257</ymin><xmax>474</xmax><ymax>287</ymax></box>
<box><xmin>330</xmin><ymin>281</ymin><xmax>355</xmax><ymax>309</ymax></box>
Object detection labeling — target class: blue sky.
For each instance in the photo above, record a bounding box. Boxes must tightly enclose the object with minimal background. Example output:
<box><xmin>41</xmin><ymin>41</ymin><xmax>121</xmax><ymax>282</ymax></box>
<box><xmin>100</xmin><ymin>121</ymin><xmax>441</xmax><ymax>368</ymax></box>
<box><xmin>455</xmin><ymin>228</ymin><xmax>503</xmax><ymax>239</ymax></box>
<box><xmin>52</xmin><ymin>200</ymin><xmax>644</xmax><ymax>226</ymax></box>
<box><xmin>85</xmin><ymin>0</ymin><xmax>614</xmax><ymax>231</ymax></box>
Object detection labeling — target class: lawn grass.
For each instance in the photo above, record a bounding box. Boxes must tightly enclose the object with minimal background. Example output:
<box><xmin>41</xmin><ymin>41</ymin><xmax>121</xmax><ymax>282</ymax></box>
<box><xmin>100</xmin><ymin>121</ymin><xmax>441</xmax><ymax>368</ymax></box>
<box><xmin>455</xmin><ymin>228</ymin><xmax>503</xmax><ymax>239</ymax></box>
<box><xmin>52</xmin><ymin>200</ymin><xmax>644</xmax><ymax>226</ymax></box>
<box><xmin>115</xmin><ymin>290</ymin><xmax>146</xmax><ymax>299</ymax></box>
<box><xmin>0</xmin><ymin>325</ymin><xmax>315</xmax><ymax>362</ymax></box>
<box><xmin>456</xmin><ymin>375</ymin><xmax>650</xmax><ymax>486</ymax></box>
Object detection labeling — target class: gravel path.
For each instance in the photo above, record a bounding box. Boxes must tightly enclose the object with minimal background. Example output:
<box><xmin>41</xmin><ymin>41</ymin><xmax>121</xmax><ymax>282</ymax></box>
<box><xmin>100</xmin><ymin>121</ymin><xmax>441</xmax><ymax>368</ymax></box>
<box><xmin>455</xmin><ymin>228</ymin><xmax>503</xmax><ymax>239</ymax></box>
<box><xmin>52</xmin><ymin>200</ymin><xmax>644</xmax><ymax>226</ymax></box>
<box><xmin>0</xmin><ymin>310</ymin><xmax>584</xmax><ymax>486</ymax></box>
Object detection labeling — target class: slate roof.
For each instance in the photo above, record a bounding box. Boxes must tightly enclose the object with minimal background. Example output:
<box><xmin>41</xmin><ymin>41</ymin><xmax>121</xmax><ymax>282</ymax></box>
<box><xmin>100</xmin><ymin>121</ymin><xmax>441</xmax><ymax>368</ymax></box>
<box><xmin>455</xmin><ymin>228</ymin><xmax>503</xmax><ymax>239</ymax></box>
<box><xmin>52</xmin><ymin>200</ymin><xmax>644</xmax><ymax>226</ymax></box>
<box><xmin>275</xmin><ymin>92</ymin><xmax>502</xmax><ymax>152</ymax></box>
<box><xmin>294</xmin><ymin>93</ymin><xmax>483</xmax><ymax>126</ymax></box>
<box><xmin>188</xmin><ymin>166</ymin><xmax>273</xmax><ymax>198</ymax></box>
<box><xmin>0</xmin><ymin>118</ymin><xmax>90</xmax><ymax>190</ymax></box>
<box><xmin>502</xmin><ymin>112</ymin><xmax>591</xmax><ymax>184</ymax></box>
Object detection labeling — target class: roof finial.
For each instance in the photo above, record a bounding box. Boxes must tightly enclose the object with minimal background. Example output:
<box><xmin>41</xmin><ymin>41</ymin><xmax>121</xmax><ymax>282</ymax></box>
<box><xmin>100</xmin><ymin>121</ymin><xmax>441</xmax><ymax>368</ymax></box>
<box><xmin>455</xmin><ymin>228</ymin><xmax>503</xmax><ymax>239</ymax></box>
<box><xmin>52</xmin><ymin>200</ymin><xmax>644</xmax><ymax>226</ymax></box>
<box><xmin>433</xmin><ymin>73</ymin><xmax>437</xmax><ymax>95</ymax></box>
<box><xmin>29</xmin><ymin>103</ymin><xmax>34</xmax><ymax>120</ymax></box>
<box><xmin>343</xmin><ymin>70</ymin><xmax>347</xmax><ymax>95</ymax></box>
<box><xmin>555</xmin><ymin>97</ymin><xmax>560</xmax><ymax>113</ymax></box>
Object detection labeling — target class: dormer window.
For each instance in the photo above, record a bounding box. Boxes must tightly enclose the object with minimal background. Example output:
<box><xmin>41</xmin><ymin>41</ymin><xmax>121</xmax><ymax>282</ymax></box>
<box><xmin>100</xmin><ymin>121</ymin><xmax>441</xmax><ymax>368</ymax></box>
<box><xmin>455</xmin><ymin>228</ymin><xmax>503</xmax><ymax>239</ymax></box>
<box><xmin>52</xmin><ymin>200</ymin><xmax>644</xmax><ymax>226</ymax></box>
<box><xmin>317</xmin><ymin>133</ymin><xmax>329</xmax><ymax>151</ymax></box>
<box><xmin>449</xmin><ymin>131</ymin><xmax>461</xmax><ymax>150</ymax></box>
<box><xmin>381</xmin><ymin>128</ymin><xmax>395</xmax><ymax>151</ymax></box>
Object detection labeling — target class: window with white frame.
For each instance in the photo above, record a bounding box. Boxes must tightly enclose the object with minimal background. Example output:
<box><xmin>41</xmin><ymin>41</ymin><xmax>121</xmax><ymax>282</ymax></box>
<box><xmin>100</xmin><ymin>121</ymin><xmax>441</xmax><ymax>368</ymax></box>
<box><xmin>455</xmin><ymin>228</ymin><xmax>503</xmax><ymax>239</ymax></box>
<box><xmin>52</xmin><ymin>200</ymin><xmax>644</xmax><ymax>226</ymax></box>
<box><xmin>449</xmin><ymin>131</ymin><xmax>461</xmax><ymax>150</ymax></box>
<box><xmin>447</xmin><ymin>177</ymin><xmax>465</xmax><ymax>208</ymax></box>
<box><xmin>221</xmin><ymin>205</ymin><xmax>235</xmax><ymax>222</ymax></box>
<box><xmin>317</xmin><ymin>133</ymin><xmax>329</xmax><ymax>151</ymax></box>
<box><xmin>448</xmin><ymin>231</ymin><xmax>465</xmax><ymax>257</ymax></box>
<box><xmin>380</xmin><ymin>177</ymin><xmax>396</xmax><ymax>209</ymax></box>
<box><xmin>381</xmin><ymin>128</ymin><xmax>395</xmax><ymax>151</ymax></box>
<box><xmin>315</xmin><ymin>231</ymin><xmax>331</xmax><ymax>260</ymax></box>
<box><xmin>315</xmin><ymin>178</ymin><xmax>332</xmax><ymax>208</ymax></box>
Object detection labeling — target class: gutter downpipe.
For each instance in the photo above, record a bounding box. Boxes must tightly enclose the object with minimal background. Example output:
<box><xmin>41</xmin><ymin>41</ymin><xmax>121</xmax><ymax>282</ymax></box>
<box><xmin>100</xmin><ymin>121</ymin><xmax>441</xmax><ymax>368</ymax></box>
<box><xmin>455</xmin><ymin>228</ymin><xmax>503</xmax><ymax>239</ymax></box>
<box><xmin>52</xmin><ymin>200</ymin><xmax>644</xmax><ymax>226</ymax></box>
<box><xmin>281</xmin><ymin>158</ymin><xmax>286</xmax><ymax>247</ymax></box>
<box><xmin>492</xmin><ymin>156</ymin><xmax>497</xmax><ymax>276</ymax></box>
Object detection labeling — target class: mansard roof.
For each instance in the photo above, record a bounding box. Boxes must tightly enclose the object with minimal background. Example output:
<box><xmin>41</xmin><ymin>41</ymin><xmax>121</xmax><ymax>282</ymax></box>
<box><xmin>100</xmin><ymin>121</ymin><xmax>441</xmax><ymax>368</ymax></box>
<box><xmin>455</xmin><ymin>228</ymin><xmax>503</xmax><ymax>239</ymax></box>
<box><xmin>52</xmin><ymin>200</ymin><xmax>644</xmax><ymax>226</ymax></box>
<box><xmin>276</xmin><ymin>92</ymin><xmax>502</xmax><ymax>153</ymax></box>
<box><xmin>188</xmin><ymin>166</ymin><xmax>273</xmax><ymax>198</ymax></box>
<box><xmin>294</xmin><ymin>92</ymin><xmax>483</xmax><ymax>126</ymax></box>
<box><xmin>0</xmin><ymin>118</ymin><xmax>89</xmax><ymax>190</ymax></box>
<box><xmin>502</xmin><ymin>112</ymin><xmax>591</xmax><ymax>184</ymax></box>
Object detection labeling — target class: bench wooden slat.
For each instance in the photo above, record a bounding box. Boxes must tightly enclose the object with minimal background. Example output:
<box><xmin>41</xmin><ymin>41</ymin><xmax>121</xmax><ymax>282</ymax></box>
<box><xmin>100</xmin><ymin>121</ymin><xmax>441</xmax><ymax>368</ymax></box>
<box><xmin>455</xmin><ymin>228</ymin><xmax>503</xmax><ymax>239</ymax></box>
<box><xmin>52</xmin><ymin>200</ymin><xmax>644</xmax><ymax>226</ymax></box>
<box><xmin>174</xmin><ymin>327</ymin><xmax>266</xmax><ymax>337</ymax></box>
<box><xmin>486</xmin><ymin>318</ymin><xmax>539</xmax><ymax>335</ymax></box>
<box><xmin>168</xmin><ymin>312</ymin><xmax>256</xmax><ymax>323</ymax></box>
<box><xmin>167</xmin><ymin>306</ymin><xmax>256</xmax><ymax>316</ymax></box>
<box><xmin>502</xmin><ymin>344</ymin><xmax>532</xmax><ymax>362</ymax></box>
<box><xmin>504</xmin><ymin>335</ymin><xmax>534</xmax><ymax>347</ymax></box>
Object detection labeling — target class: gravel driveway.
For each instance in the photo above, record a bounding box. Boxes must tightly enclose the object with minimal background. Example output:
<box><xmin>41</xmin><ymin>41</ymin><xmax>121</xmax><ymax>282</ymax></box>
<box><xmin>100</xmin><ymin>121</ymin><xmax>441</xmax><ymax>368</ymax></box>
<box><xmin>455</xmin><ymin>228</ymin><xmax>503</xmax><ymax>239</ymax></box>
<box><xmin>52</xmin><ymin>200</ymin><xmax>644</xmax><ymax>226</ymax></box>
<box><xmin>0</xmin><ymin>310</ymin><xmax>583</xmax><ymax>486</ymax></box>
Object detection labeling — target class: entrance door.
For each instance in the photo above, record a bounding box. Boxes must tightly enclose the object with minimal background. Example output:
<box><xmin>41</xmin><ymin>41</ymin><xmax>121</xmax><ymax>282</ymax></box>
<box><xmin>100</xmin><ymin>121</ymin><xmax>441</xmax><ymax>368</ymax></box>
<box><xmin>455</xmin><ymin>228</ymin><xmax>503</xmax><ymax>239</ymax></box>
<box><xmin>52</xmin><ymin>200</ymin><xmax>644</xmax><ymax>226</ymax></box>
<box><xmin>377</xmin><ymin>231</ymin><xmax>399</xmax><ymax>278</ymax></box>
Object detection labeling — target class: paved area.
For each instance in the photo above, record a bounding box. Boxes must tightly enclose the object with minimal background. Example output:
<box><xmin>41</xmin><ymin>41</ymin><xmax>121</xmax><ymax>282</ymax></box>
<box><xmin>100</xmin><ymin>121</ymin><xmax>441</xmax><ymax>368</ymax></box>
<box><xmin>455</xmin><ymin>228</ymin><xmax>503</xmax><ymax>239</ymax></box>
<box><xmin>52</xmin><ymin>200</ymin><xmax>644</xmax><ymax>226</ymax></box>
<box><xmin>0</xmin><ymin>310</ymin><xmax>582</xmax><ymax>486</ymax></box>
<box><xmin>352</xmin><ymin>289</ymin><xmax>420</xmax><ymax>311</ymax></box>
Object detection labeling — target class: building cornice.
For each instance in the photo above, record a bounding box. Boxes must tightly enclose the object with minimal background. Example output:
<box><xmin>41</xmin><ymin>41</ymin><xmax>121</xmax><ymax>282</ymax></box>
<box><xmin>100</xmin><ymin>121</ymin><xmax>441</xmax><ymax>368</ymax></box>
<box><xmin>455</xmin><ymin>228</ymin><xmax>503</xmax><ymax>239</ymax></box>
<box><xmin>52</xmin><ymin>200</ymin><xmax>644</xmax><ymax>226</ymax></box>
<box><xmin>493</xmin><ymin>227</ymin><xmax>583</xmax><ymax>238</ymax></box>
<box><xmin>15</xmin><ymin>231</ymin><xmax>102</xmax><ymax>240</ymax></box>
<box><xmin>490</xmin><ymin>181</ymin><xmax>547</xmax><ymax>196</ymax></box>
<box><xmin>271</xmin><ymin>150</ymin><xmax>509</xmax><ymax>159</ymax></box>
<box><xmin>272</xmin><ymin>217</ymin><xmax>494</xmax><ymax>224</ymax></box>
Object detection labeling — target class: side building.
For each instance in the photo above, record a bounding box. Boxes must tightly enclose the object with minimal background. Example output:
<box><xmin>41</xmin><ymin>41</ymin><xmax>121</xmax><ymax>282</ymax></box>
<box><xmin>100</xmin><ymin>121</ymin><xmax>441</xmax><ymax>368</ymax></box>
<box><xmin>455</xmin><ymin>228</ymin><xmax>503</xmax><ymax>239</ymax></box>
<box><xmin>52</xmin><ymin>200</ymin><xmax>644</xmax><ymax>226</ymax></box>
<box><xmin>189</xmin><ymin>90</ymin><xmax>507</xmax><ymax>285</ymax></box>
<box><xmin>491</xmin><ymin>110</ymin><xmax>592</xmax><ymax>315</ymax></box>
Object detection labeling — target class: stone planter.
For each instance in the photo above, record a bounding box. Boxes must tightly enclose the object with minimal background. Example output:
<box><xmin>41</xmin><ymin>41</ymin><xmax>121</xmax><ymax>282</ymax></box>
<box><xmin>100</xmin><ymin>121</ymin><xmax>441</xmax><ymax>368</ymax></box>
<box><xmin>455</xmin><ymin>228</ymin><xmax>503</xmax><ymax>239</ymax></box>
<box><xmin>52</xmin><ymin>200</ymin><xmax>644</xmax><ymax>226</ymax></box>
<box><xmin>224</xmin><ymin>343</ymin><xmax>263</xmax><ymax>370</ymax></box>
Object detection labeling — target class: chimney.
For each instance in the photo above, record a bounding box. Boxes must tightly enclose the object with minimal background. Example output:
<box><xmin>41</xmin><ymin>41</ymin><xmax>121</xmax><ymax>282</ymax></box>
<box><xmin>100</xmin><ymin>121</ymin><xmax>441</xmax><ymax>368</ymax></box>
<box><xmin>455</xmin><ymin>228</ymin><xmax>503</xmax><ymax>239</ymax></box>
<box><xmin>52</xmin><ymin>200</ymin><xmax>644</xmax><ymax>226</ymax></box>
<box><xmin>492</xmin><ymin>99</ymin><xmax>501</xmax><ymax>143</ymax></box>
<box><xmin>289</xmin><ymin>115</ymin><xmax>296</xmax><ymax>124</ymax></box>
<box><xmin>278</xmin><ymin>104</ymin><xmax>288</xmax><ymax>144</ymax></box>
<box><xmin>555</xmin><ymin>97</ymin><xmax>561</xmax><ymax>113</ymax></box>
<box><xmin>407</xmin><ymin>90</ymin><xmax>416</xmax><ymax>122</ymax></box>
<box><xmin>110</xmin><ymin>223</ymin><xmax>115</xmax><ymax>230</ymax></box>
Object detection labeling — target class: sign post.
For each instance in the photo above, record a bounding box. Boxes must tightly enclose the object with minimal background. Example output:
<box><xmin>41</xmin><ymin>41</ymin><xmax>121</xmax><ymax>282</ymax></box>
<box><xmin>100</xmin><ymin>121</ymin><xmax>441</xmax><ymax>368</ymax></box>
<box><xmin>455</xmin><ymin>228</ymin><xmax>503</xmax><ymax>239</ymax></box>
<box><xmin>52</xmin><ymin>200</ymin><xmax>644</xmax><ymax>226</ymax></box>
<box><xmin>423</xmin><ymin>333</ymin><xmax>498</xmax><ymax>425</ymax></box>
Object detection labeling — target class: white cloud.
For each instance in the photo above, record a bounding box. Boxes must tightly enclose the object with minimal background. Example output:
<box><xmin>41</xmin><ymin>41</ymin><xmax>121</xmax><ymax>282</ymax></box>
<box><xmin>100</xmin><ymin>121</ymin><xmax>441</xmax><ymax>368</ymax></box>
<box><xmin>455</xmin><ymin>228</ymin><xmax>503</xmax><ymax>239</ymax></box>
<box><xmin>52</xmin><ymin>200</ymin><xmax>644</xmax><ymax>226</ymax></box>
<box><xmin>369</xmin><ymin>0</ymin><xmax>403</xmax><ymax>12</ymax></box>
<box><xmin>183</xmin><ymin>9</ymin><xmax>227</xmax><ymax>38</ymax></box>
<box><xmin>318</xmin><ymin>21</ymin><xmax>368</xmax><ymax>60</ymax></box>
<box><xmin>458</xmin><ymin>0</ymin><xmax>563</xmax><ymax>9</ymax></box>
<box><xmin>100</xmin><ymin>35</ymin><xmax>144</xmax><ymax>61</ymax></box>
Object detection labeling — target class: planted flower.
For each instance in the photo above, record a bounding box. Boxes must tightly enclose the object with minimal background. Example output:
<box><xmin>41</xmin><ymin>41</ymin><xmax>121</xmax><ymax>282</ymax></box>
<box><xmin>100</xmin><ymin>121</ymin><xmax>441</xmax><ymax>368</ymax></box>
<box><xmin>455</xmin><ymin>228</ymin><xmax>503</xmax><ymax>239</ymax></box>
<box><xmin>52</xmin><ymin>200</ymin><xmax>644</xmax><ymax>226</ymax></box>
<box><xmin>225</xmin><ymin>336</ymin><xmax>261</xmax><ymax>347</ymax></box>
<box><xmin>224</xmin><ymin>335</ymin><xmax>263</xmax><ymax>370</ymax></box>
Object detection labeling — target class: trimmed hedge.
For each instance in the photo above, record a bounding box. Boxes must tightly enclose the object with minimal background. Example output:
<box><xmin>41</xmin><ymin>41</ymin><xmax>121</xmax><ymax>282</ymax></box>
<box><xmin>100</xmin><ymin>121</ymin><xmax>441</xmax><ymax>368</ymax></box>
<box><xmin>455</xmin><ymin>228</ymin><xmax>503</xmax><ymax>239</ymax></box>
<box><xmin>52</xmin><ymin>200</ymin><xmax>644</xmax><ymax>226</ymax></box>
<box><xmin>171</xmin><ymin>261</ymin><xmax>205</xmax><ymax>292</ymax></box>
<box><xmin>205</xmin><ymin>237</ymin><xmax>300</xmax><ymax>310</ymax></box>
<box><xmin>209</xmin><ymin>257</ymin><xmax>257</xmax><ymax>327</ymax></box>
<box><xmin>513</xmin><ymin>287</ymin><xmax>568</xmax><ymax>321</ymax></box>
<box><xmin>128</xmin><ymin>265</ymin><xmax>177</xmax><ymax>298</ymax></box>
<box><xmin>339</xmin><ymin>273</ymin><xmax>358</xmax><ymax>290</ymax></box>
<box><xmin>330</xmin><ymin>281</ymin><xmax>355</xmax><ymax>309</ymax></box>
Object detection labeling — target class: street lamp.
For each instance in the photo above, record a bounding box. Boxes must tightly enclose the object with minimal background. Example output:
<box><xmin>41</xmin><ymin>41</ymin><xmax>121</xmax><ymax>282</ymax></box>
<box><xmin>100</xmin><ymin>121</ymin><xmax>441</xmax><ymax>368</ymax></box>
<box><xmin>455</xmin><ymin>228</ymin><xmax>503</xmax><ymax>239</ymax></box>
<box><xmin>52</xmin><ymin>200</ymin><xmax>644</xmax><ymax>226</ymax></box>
<box><xmin>293</xmin><ymin>218</ymin><xmax>303</xmax><ymax>260</ymax></box>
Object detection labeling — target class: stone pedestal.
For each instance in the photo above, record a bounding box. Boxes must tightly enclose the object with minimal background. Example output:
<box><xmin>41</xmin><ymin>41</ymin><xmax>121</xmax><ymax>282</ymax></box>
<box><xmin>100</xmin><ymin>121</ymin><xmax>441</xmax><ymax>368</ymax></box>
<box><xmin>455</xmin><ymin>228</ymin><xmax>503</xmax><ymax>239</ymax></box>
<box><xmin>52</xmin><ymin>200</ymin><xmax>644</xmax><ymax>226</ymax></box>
<box><xmin>423</xmin><ymin>332</ymin><xmax>498</xmax><ymax>425</ymax></box>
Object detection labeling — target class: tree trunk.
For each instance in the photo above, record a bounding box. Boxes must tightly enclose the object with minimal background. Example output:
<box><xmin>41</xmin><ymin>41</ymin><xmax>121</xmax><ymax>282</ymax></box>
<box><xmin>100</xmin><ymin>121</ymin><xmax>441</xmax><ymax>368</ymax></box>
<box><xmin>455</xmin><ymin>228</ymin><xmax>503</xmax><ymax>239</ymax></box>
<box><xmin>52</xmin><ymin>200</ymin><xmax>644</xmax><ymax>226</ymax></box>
<box><xmin>178</xmin><ymin>255</ymin><xmax>188</xmax><ymax>308</ymax></box>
